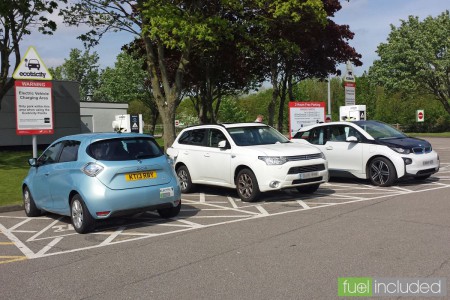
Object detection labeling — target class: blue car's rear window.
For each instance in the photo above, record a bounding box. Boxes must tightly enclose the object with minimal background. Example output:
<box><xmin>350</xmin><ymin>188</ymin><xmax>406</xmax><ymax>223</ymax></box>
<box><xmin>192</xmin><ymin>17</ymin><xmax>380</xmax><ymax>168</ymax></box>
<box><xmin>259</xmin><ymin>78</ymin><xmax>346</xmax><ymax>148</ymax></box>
<box><xmin>87</xmin><ymin>138</ymin><xmax>163</xmax><ymax>161</ymax></box>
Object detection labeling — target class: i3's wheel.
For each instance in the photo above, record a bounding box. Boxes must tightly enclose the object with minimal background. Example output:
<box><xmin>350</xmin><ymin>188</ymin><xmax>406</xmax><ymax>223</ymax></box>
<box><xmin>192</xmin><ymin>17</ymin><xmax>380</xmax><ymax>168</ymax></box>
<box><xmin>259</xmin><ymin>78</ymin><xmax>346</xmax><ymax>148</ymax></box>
<box><xmin>23</xmin><ymin>186</ymin><xmax>41</xmax><ymax>217</ymax></box>
<box><xmin>369</xmin><ymin>157</ymin><xmax>397</xmax><ymax>187</ymax></box>
<box><xmin>236</xmin><ymin>169</ymin><xmax>260</xmax><ymax>202</ymax></box>
<box><xmin>177</xmin><ymin>166</ymin><xmax>195</xmax><ymax>193</ymax></box>
<box><xmin>71</xmin><ymin>194</ymin><xmax>95</xmax><ymax>234</ymax></box>
<box><xmin>158</xmin><ymin>200</ymin><xmax>182</xmax><ymax>219</ymax></box>
<box><xmin>296</xmin><ymin>183</ymin><xmax>320</xmax><ymax>194</ymax></box>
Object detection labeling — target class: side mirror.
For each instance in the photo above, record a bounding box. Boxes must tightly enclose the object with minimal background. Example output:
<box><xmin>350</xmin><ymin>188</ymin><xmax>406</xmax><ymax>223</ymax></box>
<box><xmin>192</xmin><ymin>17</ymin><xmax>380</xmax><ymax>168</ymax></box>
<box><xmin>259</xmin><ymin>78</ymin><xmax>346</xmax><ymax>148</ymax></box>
<box><xmin>218</xmin><ymin>140</ymin><xmax>228</xmax><ymax>149</ymax></box>
<box><xmin>166</xmin><ymin>147</ymin><xmax>178</xmax><ymax>158</ymax></box>
<box><xmin>346</xmin><ymin>136</ymin><xmax>359</xmax><ymax>143</ymax></box>
<box><xmin>28</xmin><ymin>158</ymin><xmax>38</xmax><ymax>167</ymax></box>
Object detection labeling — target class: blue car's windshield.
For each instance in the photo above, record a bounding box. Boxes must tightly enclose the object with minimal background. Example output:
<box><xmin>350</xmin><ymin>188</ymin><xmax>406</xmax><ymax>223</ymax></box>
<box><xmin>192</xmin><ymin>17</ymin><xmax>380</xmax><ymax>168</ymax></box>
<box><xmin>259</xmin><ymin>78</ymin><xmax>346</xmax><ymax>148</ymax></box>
<box><xmin>353</xmin><ymin>121</ymin><xmax>407</xmax><ymax>140</ymax></box>
<box><xmin>227</xmin><ymin>126</ymin><xmax>290</xmax><ymax>146</ymax></box>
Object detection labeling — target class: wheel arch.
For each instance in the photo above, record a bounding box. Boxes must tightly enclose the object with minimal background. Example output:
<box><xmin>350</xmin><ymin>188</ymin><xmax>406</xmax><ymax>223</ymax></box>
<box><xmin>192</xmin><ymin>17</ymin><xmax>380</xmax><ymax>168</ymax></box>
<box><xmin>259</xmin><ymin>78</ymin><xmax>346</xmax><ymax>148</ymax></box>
<box><xmin>365</xmin><ymin>154</ymin><xmax>404</xmax><ymax>179</ymax></box>
<box><xmin>234</xmin><ymin>164</ymin><xmax>253</xmax><ymax>185</ymax></box>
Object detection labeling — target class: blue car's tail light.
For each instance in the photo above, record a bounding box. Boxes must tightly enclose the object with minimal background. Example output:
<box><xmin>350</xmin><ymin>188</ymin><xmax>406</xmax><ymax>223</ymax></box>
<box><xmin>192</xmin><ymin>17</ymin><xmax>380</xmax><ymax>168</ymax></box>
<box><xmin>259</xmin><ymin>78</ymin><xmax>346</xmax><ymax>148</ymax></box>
<box><xmin>82</xmin><ymin>162</ymin><xmax>104</xmax><ymax>177</ymax></box>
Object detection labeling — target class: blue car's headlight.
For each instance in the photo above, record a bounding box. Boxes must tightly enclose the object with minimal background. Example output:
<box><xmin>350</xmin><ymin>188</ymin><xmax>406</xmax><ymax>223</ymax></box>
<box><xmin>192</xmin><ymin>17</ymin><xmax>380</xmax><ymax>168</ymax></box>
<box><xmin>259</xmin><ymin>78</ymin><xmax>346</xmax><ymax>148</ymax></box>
<box><xmin>82</xmin><ymin>163</ymin><xmax>104</xmax><ymax>177</ymax></box>
<box><xmin>258</xmin><ymin>156</ymin><xmax>288</xmax><ymax>165</ymax></box>
<box><xmin>389</xmin><ymin>147</ymin><xmax>411</xmax><ymax>154</ymax></box>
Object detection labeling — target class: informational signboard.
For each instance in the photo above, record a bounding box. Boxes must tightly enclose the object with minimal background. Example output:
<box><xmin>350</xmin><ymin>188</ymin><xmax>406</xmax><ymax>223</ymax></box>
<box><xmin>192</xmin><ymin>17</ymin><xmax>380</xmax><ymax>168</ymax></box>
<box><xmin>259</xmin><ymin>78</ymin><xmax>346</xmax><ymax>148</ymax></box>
<box><xmin>12</xmin><ymin>46</ymin><xmax>52</xmax><ymax>81</ymax></box>
<box><xmin>289</xmin><ymin>102</ymin><xmax>326</xmax><ymax>138</ymax></box>
<box><xmin>15</xmin><ymin>80</ymin><xmax>54</xmax><ymax>135</ymax></box>
<box><xmin>416</xmin><ymin>110</ymin><xmax>424</xmax><ymax>122</ymax></box>
<box><xmin>130</xmin><ymin>114</ymin><xmax>140</xmax><ymax>133</ymax></box>
<box><xmin>344</xmin><ymin>61</ymin><xmax>356</xmax><ymax>106</ymax></box>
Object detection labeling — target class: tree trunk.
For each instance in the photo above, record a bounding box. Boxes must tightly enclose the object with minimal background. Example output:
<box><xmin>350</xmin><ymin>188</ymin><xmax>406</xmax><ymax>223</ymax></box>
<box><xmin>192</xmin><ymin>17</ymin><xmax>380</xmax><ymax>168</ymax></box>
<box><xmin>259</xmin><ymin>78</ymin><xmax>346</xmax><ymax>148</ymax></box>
<box><xmin>142</xmin><ymin>35</ymin><xmax>188</xmax><ymax>150</ymax></box>
<box><xmin>268</xmin><ymin>60</ymin><xmax>279</xmax><ymax>128</ymax></box>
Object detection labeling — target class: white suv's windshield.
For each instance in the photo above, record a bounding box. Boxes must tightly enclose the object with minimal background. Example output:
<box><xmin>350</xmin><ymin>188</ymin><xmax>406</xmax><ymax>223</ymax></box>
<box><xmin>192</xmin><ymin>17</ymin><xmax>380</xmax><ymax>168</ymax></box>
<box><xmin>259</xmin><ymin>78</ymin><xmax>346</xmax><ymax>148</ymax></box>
<box><xmin>354</xmin><ymin>121</ymin><xmax>407</xmax><ymax>140</ymax></box>
<box><xmin>227</xmin><ymin>126</ymin><xmax>290</xmax><ymax>146</ymax></box>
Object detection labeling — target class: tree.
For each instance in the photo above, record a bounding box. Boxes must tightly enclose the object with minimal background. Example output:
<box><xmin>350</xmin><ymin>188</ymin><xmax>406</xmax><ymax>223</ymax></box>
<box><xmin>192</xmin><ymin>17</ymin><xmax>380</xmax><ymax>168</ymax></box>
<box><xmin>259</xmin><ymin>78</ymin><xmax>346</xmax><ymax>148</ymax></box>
<box><xmin>0</xmin><ymin>0</ymin><xmax>66</xmax><ymax>109</ymax></box>
<box><xmin>49</xmin><ymin>48</ymin><xmax>100</xmax><ymax>101</ymax></box>
<box><xmin>369</xmin><ymin>11</ymin><xmax>450</xmax><ymax>115</ymax></box>
<box><xmin>266</xmin><ymin>0</ymin><xmax>362</xmax><ymax>131</ymax></box>
<box><xmin>61</xmin><ymin>1</ymin><xmax>242</xmax><ymax>150</ymax></box>
<box><xmin>97</xmin><ymin>50</ymin><xmax>159</xmax><ymax>133</ymax></box>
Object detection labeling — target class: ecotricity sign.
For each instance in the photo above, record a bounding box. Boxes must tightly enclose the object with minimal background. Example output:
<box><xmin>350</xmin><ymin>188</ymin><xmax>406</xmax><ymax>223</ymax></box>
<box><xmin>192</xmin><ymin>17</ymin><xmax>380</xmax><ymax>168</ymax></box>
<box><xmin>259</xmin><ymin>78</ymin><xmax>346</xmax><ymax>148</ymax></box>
<box><xmin>12</xmin><ymin>46</ymin><xmax>52</xmax><ymax>80</ymax></box>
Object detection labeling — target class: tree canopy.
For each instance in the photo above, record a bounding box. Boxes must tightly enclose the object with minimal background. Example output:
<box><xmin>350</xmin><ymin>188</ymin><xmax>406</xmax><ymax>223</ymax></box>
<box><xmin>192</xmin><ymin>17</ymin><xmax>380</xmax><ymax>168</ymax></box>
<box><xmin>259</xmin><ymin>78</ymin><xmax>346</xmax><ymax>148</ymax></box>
<box><xmin>0</xmin><ymin>0</ymin><xmax>66</xmax><ymax>108</ymax></box>
<box><xmin>49</xmin><ymin>49</ymin><xmax>101</xmax><ymax>101</ymax></box>
<box><xmin>369</xmin><ymin>10</ymin><xmax>450</xmax><ymax>115</ymax></box>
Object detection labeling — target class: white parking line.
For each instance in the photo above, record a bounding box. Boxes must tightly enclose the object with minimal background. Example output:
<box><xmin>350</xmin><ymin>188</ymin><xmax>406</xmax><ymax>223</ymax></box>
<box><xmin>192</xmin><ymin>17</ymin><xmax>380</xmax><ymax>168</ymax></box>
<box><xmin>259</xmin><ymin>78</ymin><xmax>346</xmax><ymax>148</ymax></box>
<box><xmin>35</xmin><ymin>237</ymin><xmax>63</xmax><ymax>256</ymax></box>
<box><xmin>100</xmin><ymin>226</ymin><xmax>126</xmax><ymax>245</ymax></box>
<box><xmin>255</xmin><ymin>205</ymin><xmax>269</xmax><ymax>215</ymax></box>
<box><xmin>200</xmin><ymin>193</ymin><xmax>206</xmax><ymax>203</ymax></box>
<box><xmin>297</xmin><ymin>200</ymin><xmax>311</xmax><ymax>209</ymax></box>
<box><xmin>27</xmin><ymin>217</ymin><xmax>65</xmax><ymax>242</ymax></box>
<box><xmin>8</xmin><ymin>218</ymin><xmax>32</xmax><ymax>231</ymax></box>
<box><xmin>227</xmin><ymin>197</ymin><xmax>239</xmax><ymax>208</ymax></box>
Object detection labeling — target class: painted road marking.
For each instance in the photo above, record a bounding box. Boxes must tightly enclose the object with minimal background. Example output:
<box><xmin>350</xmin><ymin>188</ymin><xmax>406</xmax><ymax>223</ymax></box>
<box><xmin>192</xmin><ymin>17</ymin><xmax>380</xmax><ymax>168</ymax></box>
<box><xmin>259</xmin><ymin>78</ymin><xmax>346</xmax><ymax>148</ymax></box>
<box><xmin>0</xmin><ymin>175</ymin><xmax>449</xmax><ymax>261</ymax></box>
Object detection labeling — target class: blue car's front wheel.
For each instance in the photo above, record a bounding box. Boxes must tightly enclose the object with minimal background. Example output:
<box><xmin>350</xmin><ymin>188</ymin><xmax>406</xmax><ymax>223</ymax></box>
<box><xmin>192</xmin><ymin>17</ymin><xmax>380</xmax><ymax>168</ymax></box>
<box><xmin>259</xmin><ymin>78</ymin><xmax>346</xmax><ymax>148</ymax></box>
<box><xmin>71</xmin><ymin>194</ymin><xmax>95</xmax><ymax>234</ymax></box>
<box><xmin>23</xmin><ymin>186</ymin><xmax>41</xmax><ymax>217</ymax></box>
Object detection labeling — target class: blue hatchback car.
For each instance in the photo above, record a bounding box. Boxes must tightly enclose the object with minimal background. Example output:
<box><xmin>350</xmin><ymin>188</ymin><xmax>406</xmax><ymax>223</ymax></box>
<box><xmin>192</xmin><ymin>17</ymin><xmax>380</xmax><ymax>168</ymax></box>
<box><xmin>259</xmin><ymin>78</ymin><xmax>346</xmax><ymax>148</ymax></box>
<box><xmin>22</xmin><ymin>133</ymin><xmax>181</xmax><ymax>233</ymax></box>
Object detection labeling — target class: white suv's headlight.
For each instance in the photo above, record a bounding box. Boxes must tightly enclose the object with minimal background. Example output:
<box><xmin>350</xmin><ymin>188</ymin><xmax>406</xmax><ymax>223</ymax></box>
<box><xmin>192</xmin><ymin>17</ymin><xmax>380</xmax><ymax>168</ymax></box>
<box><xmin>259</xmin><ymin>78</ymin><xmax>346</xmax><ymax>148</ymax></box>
<box><xmin>389</xmin><ymin>147</ymin><xmax>411</xmax><ymax>154</ymax></box>
<box><xmin>258</xmin><ymin>156</ymin><xmax>288</xmax><ymax>165</ymax></box>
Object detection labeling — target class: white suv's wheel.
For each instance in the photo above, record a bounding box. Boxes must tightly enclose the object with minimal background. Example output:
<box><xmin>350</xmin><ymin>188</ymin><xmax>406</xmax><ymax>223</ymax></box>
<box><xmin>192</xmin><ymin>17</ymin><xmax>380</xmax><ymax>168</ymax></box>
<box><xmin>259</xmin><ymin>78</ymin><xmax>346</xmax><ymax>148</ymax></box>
<box><xmin>177</xmin><ymin>165</ymin><xmax>195</xmax><ymax>193</ymax></box>
<box><xmin>236</xmin><ymin>169</ymin><xmax>260</xmax><ymax>202</ymax></box>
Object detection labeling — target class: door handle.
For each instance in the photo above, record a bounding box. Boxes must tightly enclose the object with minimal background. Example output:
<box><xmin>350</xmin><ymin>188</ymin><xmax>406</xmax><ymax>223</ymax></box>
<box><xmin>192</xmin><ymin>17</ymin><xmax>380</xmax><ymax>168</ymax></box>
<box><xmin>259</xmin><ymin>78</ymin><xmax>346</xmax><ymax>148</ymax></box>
<box><xmin>325</xmin><ymin>146</ymin><xmax>333</xmax><ymax>150</ymax></box>
<box><xmin>204</xmin><ymin>153</ymin><xmax>210</xmax><ymax>157</ymax></box>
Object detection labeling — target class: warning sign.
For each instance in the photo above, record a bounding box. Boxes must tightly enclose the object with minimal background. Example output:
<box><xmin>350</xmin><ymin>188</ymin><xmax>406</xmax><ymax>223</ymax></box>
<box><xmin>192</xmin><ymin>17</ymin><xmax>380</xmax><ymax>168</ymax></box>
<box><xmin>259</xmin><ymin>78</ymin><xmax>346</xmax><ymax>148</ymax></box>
<box><xmin>12</xmin><ymin>46</ymin><xmax>52</xmax><ymax>81</ymax></box>
<box><xmin>15</xmin><ymin>80</ymin><xmax>54</xmax><ymax>135</ymax></box>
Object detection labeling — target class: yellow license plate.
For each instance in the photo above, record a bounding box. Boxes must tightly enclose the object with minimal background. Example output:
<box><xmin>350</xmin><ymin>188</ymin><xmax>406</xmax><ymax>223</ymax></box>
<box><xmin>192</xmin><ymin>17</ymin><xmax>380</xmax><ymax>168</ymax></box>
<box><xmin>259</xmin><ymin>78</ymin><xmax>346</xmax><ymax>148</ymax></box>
<box><xmin>125</xmin><ymin>171</ymin><xmax>157</xmax><ymax>181</ymax></box>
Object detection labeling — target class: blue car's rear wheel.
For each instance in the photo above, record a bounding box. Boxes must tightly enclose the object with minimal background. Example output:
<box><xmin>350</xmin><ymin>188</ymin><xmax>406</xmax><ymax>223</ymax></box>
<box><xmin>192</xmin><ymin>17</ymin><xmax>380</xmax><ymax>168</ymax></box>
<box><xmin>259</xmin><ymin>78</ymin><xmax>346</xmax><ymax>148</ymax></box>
<box><xmin>71</xmin><ymin>194</ymin><xmax>95</xmax><ymax>234</ymax></box>
<box><xmin>158</xmin><ymin>200</ymin><xmax>182</xmax><ymax>219</ymax></box>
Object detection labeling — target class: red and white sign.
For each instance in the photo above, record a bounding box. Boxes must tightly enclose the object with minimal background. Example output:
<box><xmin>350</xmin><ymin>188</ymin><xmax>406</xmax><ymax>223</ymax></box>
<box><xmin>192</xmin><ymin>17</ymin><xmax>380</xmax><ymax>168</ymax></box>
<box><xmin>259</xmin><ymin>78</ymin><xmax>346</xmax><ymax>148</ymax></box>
<box><xmin>15</xmin><ymin>80</ymin><xmax>54</xmax><ymax>135</ymax></box>
<box><xmin>416</xmin><ymin>110</ymin><xmax>424</xmax><ymax>122</ymax></box>
<box><xmin>289</xmin><ymin>102</ymin><xmax>326</xmax><ymax>138</ymax></box>
<box><xmin>344</xmin><ymin>82</ymin><xmax>356</xmax><ymax>106</ymax></box>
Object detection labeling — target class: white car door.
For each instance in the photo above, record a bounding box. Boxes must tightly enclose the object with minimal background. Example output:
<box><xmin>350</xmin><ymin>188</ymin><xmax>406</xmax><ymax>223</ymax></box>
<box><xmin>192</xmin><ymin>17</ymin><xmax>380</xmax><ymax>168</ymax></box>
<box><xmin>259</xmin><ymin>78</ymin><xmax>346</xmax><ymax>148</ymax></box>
<box><xmin>322</xmin><ymin>125</ymin><xmax>364</xmax><ymax>175</ymax></box>
<box><xmin>199</xmin><ymin>129</ymin><xmax>232</xmax><ymax>184</ymax></box>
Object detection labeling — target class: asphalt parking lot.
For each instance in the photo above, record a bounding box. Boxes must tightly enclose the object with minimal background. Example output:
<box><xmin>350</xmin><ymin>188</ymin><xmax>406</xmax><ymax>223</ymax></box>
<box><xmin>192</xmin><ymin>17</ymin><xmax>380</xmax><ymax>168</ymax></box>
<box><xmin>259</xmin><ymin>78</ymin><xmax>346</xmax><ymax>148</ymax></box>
<box><xmin>0</xmin><ymin>137</ymin><xmax>449</xmax><ymax>299</ymax></box>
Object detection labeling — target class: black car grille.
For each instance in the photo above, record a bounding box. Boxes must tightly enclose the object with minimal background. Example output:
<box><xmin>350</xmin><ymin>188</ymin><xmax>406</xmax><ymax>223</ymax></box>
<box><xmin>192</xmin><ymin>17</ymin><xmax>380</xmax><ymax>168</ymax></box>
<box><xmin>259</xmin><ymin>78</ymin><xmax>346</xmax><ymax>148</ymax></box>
<box><xmin>288</xmin><ymin>164</ymin><xmax>326</xmax><ymax>174</ymax></box>
<box><xmin>292</xmin><ymin>177</ymin><xmax>323</xmax><ymax>185</ymax></box>
<box><xmin>416</xmin><ymin>168</ymin><xmax>437</xmax><ymax>175</ymax></box>
<box><xmin>287</xmin><ymin>153</ymin><xmax>323</xmax><ymax>161</ymax></box>
<box><xmin>412</xmin><ymin>146</ymin><xmax>432</xmax><ymax>154</ymax></box>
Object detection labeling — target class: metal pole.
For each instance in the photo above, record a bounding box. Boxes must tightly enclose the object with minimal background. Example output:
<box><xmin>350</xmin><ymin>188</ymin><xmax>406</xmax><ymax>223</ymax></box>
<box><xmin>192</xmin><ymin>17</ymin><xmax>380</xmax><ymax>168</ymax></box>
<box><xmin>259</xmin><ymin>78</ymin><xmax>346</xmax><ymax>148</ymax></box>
<box><xmin>32</xmin><ymin>135</ymin><xmax>37</xmax><ymax>158</ymax></box>
<box><xmin>327</xmin><ymin>74</ymin><xmax>331</xmax><ymax>115</ymax></box>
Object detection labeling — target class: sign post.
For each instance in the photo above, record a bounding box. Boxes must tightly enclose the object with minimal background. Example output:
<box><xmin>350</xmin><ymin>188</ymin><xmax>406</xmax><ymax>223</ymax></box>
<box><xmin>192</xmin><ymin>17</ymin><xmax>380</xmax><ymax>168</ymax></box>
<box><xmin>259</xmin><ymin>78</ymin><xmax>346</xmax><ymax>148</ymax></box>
<box><xmin>13</xmin><ymin>46</ymin><xmax>53</xmax><ymax>157</ymax></box>
<box><xmin>344</xmin><ymin>61</ymin><xmax>356</xmax><ymax>106</ymax></box>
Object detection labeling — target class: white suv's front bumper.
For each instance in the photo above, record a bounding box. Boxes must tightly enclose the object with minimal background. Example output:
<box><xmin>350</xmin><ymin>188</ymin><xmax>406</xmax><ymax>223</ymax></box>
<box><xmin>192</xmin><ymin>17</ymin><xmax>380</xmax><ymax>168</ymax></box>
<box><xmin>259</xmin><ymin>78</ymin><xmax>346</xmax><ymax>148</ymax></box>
<box><xmin>255</xmin><ymin>159</ymin><xmax>329</xmax><ymax>192</ymax></box>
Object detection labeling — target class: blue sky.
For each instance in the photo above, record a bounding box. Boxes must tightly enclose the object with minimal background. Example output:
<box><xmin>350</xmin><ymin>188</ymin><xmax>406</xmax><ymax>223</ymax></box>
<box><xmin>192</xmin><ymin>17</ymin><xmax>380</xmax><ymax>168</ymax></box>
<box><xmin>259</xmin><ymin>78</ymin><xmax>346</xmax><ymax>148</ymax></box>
<box><xmin>15</xmin><ymin>0</ymin><xmax>449</xmax><ymax>77</ymax></box>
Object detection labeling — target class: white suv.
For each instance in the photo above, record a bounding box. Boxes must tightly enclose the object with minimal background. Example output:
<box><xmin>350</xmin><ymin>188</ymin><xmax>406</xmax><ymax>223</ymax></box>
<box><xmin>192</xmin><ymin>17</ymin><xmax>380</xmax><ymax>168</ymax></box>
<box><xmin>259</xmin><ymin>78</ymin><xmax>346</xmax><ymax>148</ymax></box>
<box><xmin>167</xmin><ymin>123</ymin><xmax>328</xmax><ymax>202</ymax></box>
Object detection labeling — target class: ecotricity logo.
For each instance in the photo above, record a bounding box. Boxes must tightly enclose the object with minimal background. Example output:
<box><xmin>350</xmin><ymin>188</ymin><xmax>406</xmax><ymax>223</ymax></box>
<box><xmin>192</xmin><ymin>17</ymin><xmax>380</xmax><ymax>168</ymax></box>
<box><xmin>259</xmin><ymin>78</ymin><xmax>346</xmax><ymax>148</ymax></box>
<box><xmin>338</xmin><ymin>277</ymin><xmax>447</xmax><ymax>297</ymax></box>
<box><xmin>12</xmin><ymin>46</ymin><xmax>52</xmax><ymax>80</ymax></box>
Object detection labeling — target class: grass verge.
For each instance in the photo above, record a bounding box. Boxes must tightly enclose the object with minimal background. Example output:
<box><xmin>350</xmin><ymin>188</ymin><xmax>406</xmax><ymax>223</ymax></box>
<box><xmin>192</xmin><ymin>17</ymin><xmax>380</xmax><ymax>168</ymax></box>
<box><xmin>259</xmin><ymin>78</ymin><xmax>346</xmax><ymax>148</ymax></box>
<box><xmin>0</xmin><ymin>150</ymin><xmax>32</xmax><ymax>207</ymax></box>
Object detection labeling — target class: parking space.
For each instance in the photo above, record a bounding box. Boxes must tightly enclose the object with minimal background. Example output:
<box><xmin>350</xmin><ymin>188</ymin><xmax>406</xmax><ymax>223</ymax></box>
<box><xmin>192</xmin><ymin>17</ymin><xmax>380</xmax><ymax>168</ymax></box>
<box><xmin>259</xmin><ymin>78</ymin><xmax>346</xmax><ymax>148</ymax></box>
<box><xmin>1</xmin><ymin>160</ymin><xmax>449</xmax><ymax>262</ymax></box>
